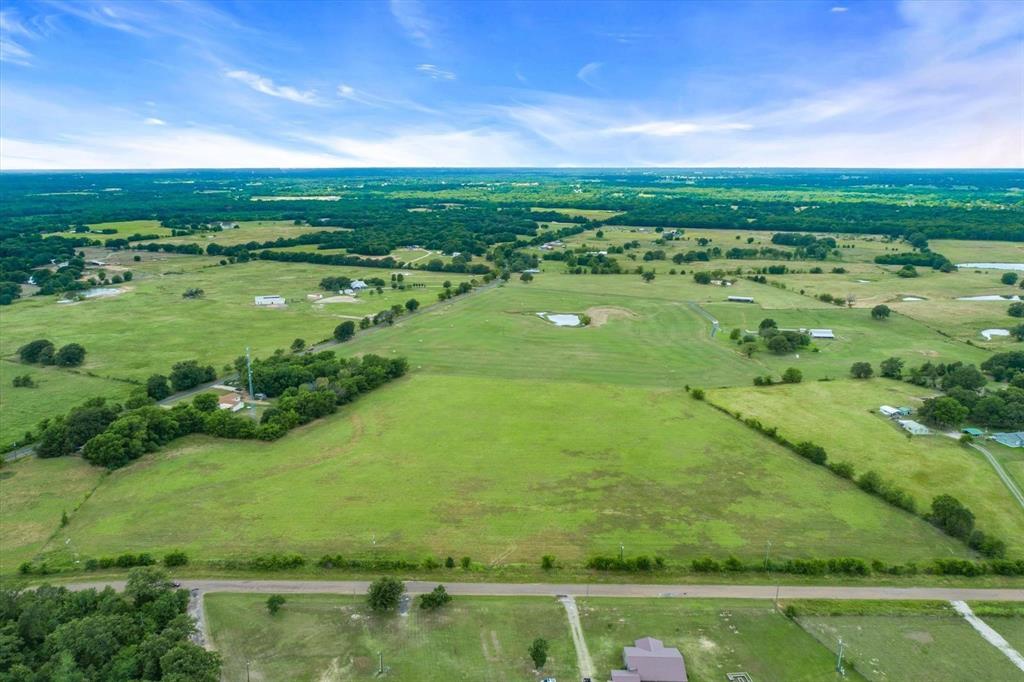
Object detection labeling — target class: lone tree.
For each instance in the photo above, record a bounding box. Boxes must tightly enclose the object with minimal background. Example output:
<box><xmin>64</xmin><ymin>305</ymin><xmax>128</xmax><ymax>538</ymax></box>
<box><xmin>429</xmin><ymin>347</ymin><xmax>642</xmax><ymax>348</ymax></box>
<box><xmin>1009</xmin><ymin>302</ymin><xmax>1024</xmax><ymax>318</ymax></box>
<box><xmin>529</xmin><ymin>638</ymin><xmax>549</xmax><ymax>669</ymax></box>
<box><xmin>266</xmin><ymin>594</ymin><xmax>286</xmax><ymax>615</ymax></box>
<box><xmin>781</xmin><ymin>367</ymin><xmax>803</xmax><ymax>384</ymax></box>
<box><xmin>146</xmin><ymin>374</ymin><xmax>172</xmax><ymax>400</ymax></box>
<box><xmin>641</xmin><ymin>271</ymin><xmax>655</xmax><ymax>283</ymax></box>
<box><xmin>1001</xmin><ymin>272</ymin><xmax>1018</xmax><ymax>286</ymax></box>
<box><xmin>880</xmin><ymin>357</ymin><xmax>905</xmax><ymax>379</ymax></box>
<box><xmin>850</xmin><ymin>362</ymin><xmax>874</xmax><ymax>379</ymax></box>
<box><xmin>871</xmin><ymin>304</ymin><xmax>891</xmax><ymax>320</ymax></box>
<box><xmin>418</xmin><ymin>585</ymin><xmax>452</xmax><ymax>610</ymax></box>
<box><xmin>290</xmin><ymin>338</ymin><xmax>306</xmax><ymax>353</ymax></box>
<box><xmin>54</xmin><ymin>343</ymin><xmax>87</xmax><ymax>367</ymax></box>
<box><xmin>17</xmin><ymin>339</ymin><xmax>55</xmax><ymax>364</ymax></box>
<box><xmin>520</xmin><ymin>272</ymin><xmax>534</xmax><ymax>283</ymax></box>
<box><xmin>334</xmin><ymin>320</ymin><xmax>356</xmax><ymax>342</ymax></box>
<box><xmin>367</xmin><ymin>576</ymin><xmax>405</xmax><ymax>612</ymax></box>
<box><xmin>405</xmin><ymin>298</ymin><xmax>420</xmax><ymax>313</ymax></box>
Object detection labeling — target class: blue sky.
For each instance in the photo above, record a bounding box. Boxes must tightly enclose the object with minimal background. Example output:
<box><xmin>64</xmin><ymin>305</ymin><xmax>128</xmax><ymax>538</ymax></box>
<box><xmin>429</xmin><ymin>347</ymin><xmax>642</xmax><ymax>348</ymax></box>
<box><xmin>1</xmin><ymin>0</ymin><xmax>1021</xmax><ymax>168</ymax></box>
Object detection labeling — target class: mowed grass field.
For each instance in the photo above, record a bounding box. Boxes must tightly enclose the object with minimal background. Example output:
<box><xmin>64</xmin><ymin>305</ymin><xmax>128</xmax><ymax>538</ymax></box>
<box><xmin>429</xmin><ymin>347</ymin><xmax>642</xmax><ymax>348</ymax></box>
<box><xmin>0</xmin><ymin>360</ymin><xmax>135</xmax><ymax>446</ymax></box>
<box><xmin>796</xmin><ymin>602</ymin><xmax>1024</xmax><ymax>681</ymax></box>
<box><xmin>1</xmin><ymin>258</ymin><xmax>457</xmax><ymax>383</ymax></box>
<box><xmin>33</xmin><ymin>373</ymin><xmax>969</xmax><ymax>567</ymax></box>
<box><xmin>49</xmin><ymin>219</ymin><xmax>173</xmax><ymax>239</ymax></box>
<box><xmin>710</xmin><ymin>380</ymin><xmax>1024</xmax><ymax>556</ymax></box>
<box><xmin>0</xmin><ymin>455</ymin><xmax>104</xmax><ymax>573</ymax></box>
<box><xmin>205</xmin><ymin>594</ymin><xmax>576</xmax><ymax>681</ymax></box>
<box><xmin>580</xmin><ymin>598</ymin><xmax>857</xmax><ymax>682</ymax></box>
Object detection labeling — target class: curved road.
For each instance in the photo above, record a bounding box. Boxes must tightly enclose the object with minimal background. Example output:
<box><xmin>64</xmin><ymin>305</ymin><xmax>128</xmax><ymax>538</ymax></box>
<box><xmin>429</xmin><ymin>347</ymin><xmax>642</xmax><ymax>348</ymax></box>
<box><xmin>63</xmin><ymin>579</ymin><xmax>1024</xmax><ymax>602</ymax></box>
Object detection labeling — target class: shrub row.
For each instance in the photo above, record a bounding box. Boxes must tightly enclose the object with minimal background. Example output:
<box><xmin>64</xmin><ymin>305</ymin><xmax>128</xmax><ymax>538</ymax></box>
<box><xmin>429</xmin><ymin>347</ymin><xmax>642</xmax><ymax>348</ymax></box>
<box><xmin>585</xmin><ymin>555</ymin><xmax>666</xmax><ymax>572</ymax></box>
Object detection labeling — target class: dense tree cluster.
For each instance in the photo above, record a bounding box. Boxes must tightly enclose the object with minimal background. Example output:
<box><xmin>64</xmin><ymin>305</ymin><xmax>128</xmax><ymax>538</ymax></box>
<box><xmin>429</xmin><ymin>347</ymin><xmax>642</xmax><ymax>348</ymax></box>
<box><xmin>0</xmin><ymin>567</ymin><xmax>220</xmax><ymax>681</ymax></box>
<box><xmin>902</xmin><ymin>356</ymin><xmax>1024</xmax><ymax>430</ymax></box>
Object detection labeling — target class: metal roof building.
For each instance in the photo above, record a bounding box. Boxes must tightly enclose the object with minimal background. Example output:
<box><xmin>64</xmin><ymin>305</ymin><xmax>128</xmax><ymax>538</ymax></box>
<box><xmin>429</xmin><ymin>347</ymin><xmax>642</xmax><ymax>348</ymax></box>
<box><xmin>611</xmin><ymin>637</ymin><xmax>688</xmax><ymax>682</ymax></box>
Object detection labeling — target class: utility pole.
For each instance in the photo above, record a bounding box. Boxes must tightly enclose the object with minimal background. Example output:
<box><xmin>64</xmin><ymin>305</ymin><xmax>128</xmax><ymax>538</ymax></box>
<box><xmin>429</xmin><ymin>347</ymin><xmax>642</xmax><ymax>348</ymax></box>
<box><xmin>245</xmin><ymin>346</ymin><xmax>255</xmax><ymax>399</ymax></box>
<box><xmin>619</xmin><ymin>543</ymin><xmax>624</xmax><ymax>562</ymax></box>
<box><xmin>835</xmin><ymin>637</ymin><xmax>845</xmax><ymax>675</ymax></box>
<box><xmin>378</xmin><ymin>651</ymin><xmax>384</xmax><ymax>675</ymax></box>
<box><xmin>246</xmin><ymin>661</ymin><xmax>251</xmax><ymax>682</ymax></box>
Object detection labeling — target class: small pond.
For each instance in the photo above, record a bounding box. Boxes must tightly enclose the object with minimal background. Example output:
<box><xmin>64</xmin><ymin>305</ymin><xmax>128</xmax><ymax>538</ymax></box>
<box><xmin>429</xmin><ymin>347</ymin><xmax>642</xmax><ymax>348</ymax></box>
<box><xmin>901</xmin><ymin>296</ymin><xmax>925</xmax><ymax>302</ymax></box>
<box><xmin>537</xmin><ymin>312</ymin><xmax>583</xmax><ymax>327</ymax></box>
<box><xmin>957</xmin><ymin>263</ymin><xmax>1024</xmax><ymax>271</ymax></box>
<box><xmin>981</xmin><ymin>329</ymin><xmax>1011</xmax><ymax>340</ymax></box>
<box><xmin>59</xmin><ymin>287</ymin><xmax>124</xmax><ymax>302</ymax></box>
<box><xmin>956</xmin><ymin>294</ymin><xmax>1021</xmax><ymax>302</ymax></box>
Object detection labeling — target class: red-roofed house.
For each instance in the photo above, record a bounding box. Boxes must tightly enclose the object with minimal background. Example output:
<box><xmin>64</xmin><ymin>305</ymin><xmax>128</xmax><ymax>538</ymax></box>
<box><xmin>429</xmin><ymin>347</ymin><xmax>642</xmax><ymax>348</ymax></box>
<box><xmin>611</xmin><ymin>637</ymin><xmax>688</xmax><ymax>682</ymax></box>
<box><xmin>218</xmin><ymin>392</ymin><xmax>244</xmax><ymax>412</ymax></box>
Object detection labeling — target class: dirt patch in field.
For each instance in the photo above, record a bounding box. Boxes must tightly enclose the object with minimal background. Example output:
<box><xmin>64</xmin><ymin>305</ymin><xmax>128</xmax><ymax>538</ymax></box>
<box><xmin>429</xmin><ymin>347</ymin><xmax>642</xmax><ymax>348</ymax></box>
<box><xmin>317</xmin><ymin>295</ymin><xmax>362</xmax><ymax>304</ymax></box>
<box><xmin>904</xmin><ymin>630</ymin><xmax>934</xmax><ymax>644</ymax></box>
<box><xmin>584</xmin><ymin>306</ymin><xmax>638</xmax><ymax>327</ymax></box>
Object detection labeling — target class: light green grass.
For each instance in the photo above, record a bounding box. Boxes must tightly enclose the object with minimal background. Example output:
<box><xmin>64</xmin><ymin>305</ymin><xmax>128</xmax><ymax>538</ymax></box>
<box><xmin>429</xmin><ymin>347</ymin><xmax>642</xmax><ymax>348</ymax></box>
<box><xmin>1</xmin><ymin>259</ymin><xmax>455</xmax><ymax>383</ymax></box>
<box><xmin>0</xmin><ymin>360</ymin><xmax>135</xmax><ymax>446</ymax></box>
<box><xmin>141</xmin><ymin>220</ymin><xmax>325</xmax><ymax>247</ymax></box>
<box><xmin>0</xmin><ymin>456</ymin><xmax>104</xmax><ymax>573</ymax></box>
<box><xmin>532</xmin><ymin>206</ymin><xmax>624</xmax><ymax>221</ymax></box>
<box><xmin>931</xmin><ymin>239</ymin><xmax>1024</xmax><ymax>264</ymax></box>
<box><xmin>48</xmin><ymin>220</ymin><xmax>172</xmax><ymax>239</ymax></box>
<box><xmin>37</xmin><ymin>374</ymin><xmax>969</xmax><ymax>567</ymax></box>
<box><xmin>205</xmin><ymin>593</ymin><xmax>576</xmax><ymax>681</ymax></box>
<box><xmin>710</xmin><ymin>380</ymin><xmax>1024</xmax><ymax>556</ymax></box>
<box><xmin>797</xmin><ymin>608</ymin><xmax>1024</xmax><ymax>681</ymax></box>
<box><xmin>580</xmin><ymin>597</ymin><xmax>857</xmax><ymax>681</ymax></box>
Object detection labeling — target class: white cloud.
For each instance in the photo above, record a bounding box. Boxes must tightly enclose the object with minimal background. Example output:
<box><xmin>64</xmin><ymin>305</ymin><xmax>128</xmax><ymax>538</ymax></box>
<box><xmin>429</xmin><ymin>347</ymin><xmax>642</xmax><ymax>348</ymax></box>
<box><xmin>830</xmin><ymin>7</ymin><xmax>849</xmax><ymax>13</ymax></box>
<box><xmin>225</xmin><ymin>70</ymin><xmax>318</xmax><ymax>104</ymax></box>
<box><xmin>576</xmin><ymin>61</ymin><xmax>602</xmax><ymax>87</ymax></box>
<box><xmin>416</xmin><ymin>63</ymin><xmax>455</xmax><ymax>80</ymax></box>
<box><xmin>389</xmin><ymin>0</ymin><xmax>434</xmax><ymax>48</ymax></box>
<box><xmin>312</xmin><ymin>128</ymin><xmax>533</xmax><ymax>166</ymax></box>
<box><xmin>143</xmin><ymin>117</ymin><xmax>166</xmax><ymax>125</ymax></box>
<box><xmin>1</xmin><ymin>10</ymin><xmax>36</xmax><ymax>65</ymax></box>
<box><xmin>609</xmin><ymin>121</ymin><xmax>753</xmax><ymax>136</ymax></box>
<box><xmin>0</xmin><ymin>130</ymin><xmax>347</xmax><ymax>169</ymax></box>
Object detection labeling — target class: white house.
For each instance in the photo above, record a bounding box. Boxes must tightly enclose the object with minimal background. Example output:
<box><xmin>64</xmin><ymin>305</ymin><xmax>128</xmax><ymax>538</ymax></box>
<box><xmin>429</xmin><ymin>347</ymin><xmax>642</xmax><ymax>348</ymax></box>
<box><xmin>254</xmin><ymin>295</ymin><xmax>285</xmax><ymax>306</ymax></box>
<box><xmin>350</xmin><ymin>280</ymin><xmax>368</xmax><ymax>290</ymax></box>
<box><xmin>879</xmin><ymin>405</ymin><xmax>900</xmax><ymax>418</ymax></box>
<box><xmin>809</xmin><ymin>328</ymin><xmax>835</xmax><ymax>339</ymax></box>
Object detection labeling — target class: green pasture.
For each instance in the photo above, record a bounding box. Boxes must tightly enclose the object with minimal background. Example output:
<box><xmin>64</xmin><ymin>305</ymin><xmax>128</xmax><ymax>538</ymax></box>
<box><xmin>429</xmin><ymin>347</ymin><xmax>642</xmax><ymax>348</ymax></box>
<box><xmin>931</xmin><ymin>239</ymin><xmax>1024</xmax><ymax>264</ymax></box>
<box><xmin>34</xmin><ymin>373</ymin><xmax>969</xmax><ymax>567</ymax></box>
<box><xmin>0</xmin><ymin>455</ymin><xmax>103</xmax><ymax>573</ymax></box>
<box><xmin>48</xmin><ymin>220</ymin><xmax>172</xmax><ymax>240</ymax></box>
<box><xmin>1</xmin><ymin>259</ymin><xmax>456</xmax><ymax>384</ymax></box>
<box><xmin>710</xmin><ymin>380</ymin><xmax>1024</xmax><ymax>556</ymax></box>
<box><xmin>138</xmin><ymin>220</ymin><xmax>325</xmax><ymax>247</ymax></box>
<box><xmin>205</xmin><ymin>593</ymin><xmax>576</xmax><ymax>681</ymax></box>
<box><xmin>796</xmin><ymin>602</ymin><xmax>1024</xmax><ymax>681</ymax></box>
<box><xmin>0</xmin><ymin>360</ymin><xmax>135</xmax><ymax>447</ymax></box>
<box><xmin>531</xmin><ymin>206</ymin><xmax>624</xmax><ymax>220</ymax></box>
<box><xmin>580</xmin><ymin>597</ymin><xmax>856</xmax><ymax>682</ymax></box>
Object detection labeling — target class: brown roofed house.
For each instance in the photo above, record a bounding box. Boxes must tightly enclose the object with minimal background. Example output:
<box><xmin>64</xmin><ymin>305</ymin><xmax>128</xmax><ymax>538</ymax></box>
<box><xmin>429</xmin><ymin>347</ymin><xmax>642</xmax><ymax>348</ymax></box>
<box><xmin>610</xmin><ymin>637</ymin><xmax>688</xmax><ymax>682</ymax></box>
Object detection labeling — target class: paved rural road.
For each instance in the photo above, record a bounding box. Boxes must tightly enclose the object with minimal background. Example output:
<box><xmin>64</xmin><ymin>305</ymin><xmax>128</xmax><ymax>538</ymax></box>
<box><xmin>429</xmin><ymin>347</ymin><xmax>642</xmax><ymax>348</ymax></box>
<box><xmin>61</xmin><ymin>579</ymin><xmax>1024</xmax><ymax>602</ymax></box>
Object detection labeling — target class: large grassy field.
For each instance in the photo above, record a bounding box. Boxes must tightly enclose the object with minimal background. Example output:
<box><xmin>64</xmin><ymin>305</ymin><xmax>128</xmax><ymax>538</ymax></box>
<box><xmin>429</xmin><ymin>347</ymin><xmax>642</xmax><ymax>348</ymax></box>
<box><xmin>580</xmin><ymin>597</ymin><xmax>857</xmax><ymax>681</ymax></box>
<box><xmin>0</xmin><ymin>360</ymin><xmax>135</xmax><ymax>446</ymax></box>
<box><xmin>1</xmin><ymin>258</ymin><xmax>457</xmax><ymax>383</ymax></box>
<box><xmin>796</xmin><ymin>601</ymin><xmax>1024</xmax><ymax>681</ymax></box>
<box><xmin>205</xmin><ymin>593</ymin><xmax>576</xmax><ymax>681</ymax></box>
<box><xmin>0</xmin><ymin>455</ymin><xmax>104</xmax><ymax>573</ymax></box>
<box><xmin>710</xmin><ymin>379</ymin><xmax>1024</xmax><ymax>556</ymax></box>
<box><xmin>30</xmin><ymin>373</ymin><xmax>970</xmax><ymax>567</ymax></box>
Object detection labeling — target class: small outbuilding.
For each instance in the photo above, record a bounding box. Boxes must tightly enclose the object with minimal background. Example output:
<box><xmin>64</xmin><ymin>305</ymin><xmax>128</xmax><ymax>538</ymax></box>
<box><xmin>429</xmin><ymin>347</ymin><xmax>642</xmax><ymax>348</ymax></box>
<box><xmin>611</xmin><ymin>637</ymin><xmax>688</xmax><ymax>682</ymax></box>
<box><xmin>254</xmin><ymin>295</ymin><xmax>285</xmax><ymax>306</ymax></box>
<box><xmin>991</xmin><ymin>432</ymin><xmax>1024</xmax><ymax>448</ymax></box>
<box><xmin>727</xmin><ymin>296</ymin><xmax>754</xmax><ymax>303</ymax></box>
<box><xmin>217</xmin><ymin>393</ymin><xmax>244</xmax><ymax>412</ymax></box>
<box><xmin>898</xmin><ymin>419</ymin><xmax>930</xmax><ymax>436</ymax></box>
<box><xmin>809</xmin><ymin>328</ymin><xmax>835</xmax><ymax>339</ymax></box>
<box><xmin>879</xmin><ymin>405</ymin><xmax>900</xmax><ymax>418</ymax></box>
<box><xmin>962</xmin><ymin>428</ymin><xmax>984</xmax><ymax>437</ymax></box>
